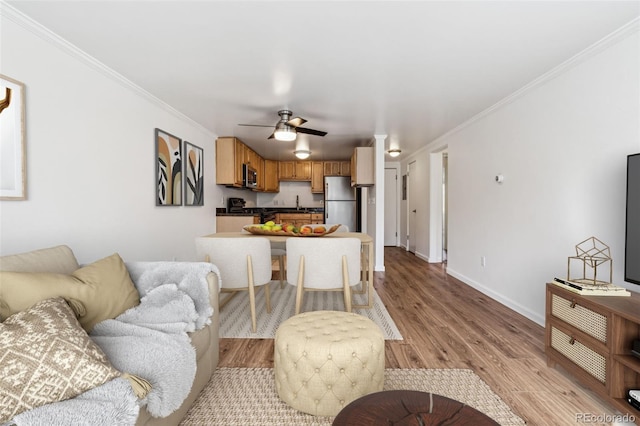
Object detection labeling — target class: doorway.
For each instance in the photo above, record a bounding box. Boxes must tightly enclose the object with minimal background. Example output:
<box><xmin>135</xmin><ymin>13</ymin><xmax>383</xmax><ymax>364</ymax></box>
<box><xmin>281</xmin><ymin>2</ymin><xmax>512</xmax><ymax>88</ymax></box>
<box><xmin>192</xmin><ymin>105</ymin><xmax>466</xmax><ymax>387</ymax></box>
<box><xmin>384</xmin><ymin>168</ymin><xmax>398</xmax><ymax>246</ymax></box>
<box><xmin>407</xmin><ymin>161</ymin><xmax>417</xmax><ymax>253</ymax></box>
<box><xmin>442</xmin><ymin>153</ymin><xmax>448</xmax><ymax>263</ymax></box>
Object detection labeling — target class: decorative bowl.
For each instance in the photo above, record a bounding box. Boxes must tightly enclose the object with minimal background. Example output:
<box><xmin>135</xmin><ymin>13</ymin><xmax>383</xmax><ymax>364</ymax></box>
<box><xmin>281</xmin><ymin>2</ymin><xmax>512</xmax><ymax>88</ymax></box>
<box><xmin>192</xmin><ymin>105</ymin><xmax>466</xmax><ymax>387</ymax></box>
<box><xmin>243</xmin><ymin>224</ymin><xmax>342</xmax><ymax>237</ymax></box>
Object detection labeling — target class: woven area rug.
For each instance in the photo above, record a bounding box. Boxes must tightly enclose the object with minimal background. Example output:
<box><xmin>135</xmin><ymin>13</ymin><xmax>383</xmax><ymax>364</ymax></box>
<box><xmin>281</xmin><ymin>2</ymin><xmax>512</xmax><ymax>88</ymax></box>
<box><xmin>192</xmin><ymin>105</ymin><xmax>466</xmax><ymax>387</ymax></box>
<box><xmin>180</xmin><ymin>368</ymin><xmax>525</xmax><ymax>425</ymax></box>
<box><xmin>219</xmin><ymin>281</ymin><xmax>402</xmax><ymax>340</ymax></box>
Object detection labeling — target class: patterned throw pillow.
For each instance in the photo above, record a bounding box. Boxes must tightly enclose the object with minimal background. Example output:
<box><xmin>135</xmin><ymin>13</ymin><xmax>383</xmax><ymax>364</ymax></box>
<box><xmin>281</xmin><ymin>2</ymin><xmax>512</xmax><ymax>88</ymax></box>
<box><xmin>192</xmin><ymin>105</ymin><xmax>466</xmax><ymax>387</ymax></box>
<box><xmin>0</xmin><ymin>297</ymin><xmax>121</xmax><ymax>422</ymax></box>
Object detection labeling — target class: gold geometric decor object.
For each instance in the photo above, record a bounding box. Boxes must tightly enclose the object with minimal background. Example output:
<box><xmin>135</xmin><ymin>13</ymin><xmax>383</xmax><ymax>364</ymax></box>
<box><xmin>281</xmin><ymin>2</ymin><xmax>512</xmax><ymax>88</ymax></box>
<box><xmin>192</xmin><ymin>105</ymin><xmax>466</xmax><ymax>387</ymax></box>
<box><xmin>567</xmin><ymin>236</ymin><xmax>613</xmax><ymax>286</ymax></box>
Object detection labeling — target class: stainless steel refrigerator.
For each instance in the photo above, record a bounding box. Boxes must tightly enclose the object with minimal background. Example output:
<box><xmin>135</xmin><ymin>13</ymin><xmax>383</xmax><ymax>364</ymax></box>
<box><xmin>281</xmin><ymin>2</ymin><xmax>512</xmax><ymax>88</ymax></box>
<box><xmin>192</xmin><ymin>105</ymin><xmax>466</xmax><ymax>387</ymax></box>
<box><xmin>324</xmin><ymin>176</ymin><xmax>357</xmax><ymax>232</ymax></box>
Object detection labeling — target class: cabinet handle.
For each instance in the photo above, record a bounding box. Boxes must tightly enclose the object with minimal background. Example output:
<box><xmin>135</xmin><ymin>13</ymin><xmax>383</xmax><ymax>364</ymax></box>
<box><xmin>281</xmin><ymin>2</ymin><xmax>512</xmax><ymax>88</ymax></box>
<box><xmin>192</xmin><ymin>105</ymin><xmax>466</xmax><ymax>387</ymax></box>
<box><xmin>569</xmin><ymin>337</ymin><xmax>576</xmax><ymax>345</ymax></box>
<box><xmin>570</xmin><ymin>300</ymin><xmax>577</xmax><ymax>309</ymax></box>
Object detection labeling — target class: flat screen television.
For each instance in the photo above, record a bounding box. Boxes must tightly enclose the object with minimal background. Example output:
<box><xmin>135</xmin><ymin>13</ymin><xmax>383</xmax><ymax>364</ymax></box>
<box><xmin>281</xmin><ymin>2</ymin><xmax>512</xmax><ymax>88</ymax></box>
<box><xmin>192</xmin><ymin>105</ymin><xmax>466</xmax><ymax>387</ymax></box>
<box><xmin>625</xmin><ymin>153</ymin><xmax>640</xmax><ymax>285</ymax></box>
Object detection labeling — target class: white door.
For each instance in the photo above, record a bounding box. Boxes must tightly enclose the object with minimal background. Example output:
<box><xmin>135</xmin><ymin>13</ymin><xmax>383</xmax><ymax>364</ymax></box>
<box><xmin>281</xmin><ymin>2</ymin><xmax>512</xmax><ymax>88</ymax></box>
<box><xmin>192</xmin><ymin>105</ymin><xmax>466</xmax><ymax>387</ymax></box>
<box><xmin>384</xmin><ymin>168</ymin><xmax>397</xmax><ymax>246</ymax></box>
<box><xmin>408</xmin><ymin>161</ymin><xmax>417</xmax><ymax>253</ymax></box>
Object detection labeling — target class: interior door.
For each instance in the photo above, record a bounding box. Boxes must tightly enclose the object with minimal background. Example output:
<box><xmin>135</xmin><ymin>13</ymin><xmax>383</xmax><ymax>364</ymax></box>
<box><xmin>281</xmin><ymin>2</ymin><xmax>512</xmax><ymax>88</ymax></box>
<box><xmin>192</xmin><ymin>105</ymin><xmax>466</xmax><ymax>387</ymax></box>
<box><xmin>408</xmin><ymin>161</ymin><xmax>417</xmax><ymax>253</ymax></box>
<box><xmin>384</xmin><ymin>168</ymin><xmax>398</xmax><ymax>246</ymax></box>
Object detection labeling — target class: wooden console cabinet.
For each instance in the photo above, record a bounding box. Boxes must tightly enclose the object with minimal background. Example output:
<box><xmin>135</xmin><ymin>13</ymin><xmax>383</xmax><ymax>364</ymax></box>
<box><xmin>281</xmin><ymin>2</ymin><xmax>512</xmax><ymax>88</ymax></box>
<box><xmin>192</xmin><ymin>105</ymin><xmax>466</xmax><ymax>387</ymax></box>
<box><xmin>545</xmin><ymin>283</ymin><xmax>640</xmax><ymax>420</ymax></box>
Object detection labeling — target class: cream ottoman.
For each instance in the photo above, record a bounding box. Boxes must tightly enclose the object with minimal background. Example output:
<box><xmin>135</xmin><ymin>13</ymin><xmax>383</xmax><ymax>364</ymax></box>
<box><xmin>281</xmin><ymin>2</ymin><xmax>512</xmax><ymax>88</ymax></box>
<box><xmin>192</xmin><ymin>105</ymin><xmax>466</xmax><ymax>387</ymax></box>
<box><xmin>274</xmin><ymin>310</ymin><xmax>385</xmax><ymax>416</ymax></box>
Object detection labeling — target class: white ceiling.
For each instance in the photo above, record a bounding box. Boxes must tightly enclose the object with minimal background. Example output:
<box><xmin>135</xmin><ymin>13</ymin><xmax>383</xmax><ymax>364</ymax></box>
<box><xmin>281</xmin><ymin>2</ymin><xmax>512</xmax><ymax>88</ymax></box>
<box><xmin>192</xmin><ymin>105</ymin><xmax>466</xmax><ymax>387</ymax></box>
<box><xmin>7</xmin><ymin>1</ymin><xmax>640</xmax><ymax>161</ymax></box>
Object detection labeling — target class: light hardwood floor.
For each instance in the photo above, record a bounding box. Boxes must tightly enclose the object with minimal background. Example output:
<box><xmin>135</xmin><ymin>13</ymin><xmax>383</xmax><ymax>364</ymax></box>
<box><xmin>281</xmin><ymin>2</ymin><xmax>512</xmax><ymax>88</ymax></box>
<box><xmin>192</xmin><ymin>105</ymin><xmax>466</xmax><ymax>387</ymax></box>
<box><xmin>218</xmin><ymin>247</ymin><xmax>628</xmax><ymax>425</ymax></box>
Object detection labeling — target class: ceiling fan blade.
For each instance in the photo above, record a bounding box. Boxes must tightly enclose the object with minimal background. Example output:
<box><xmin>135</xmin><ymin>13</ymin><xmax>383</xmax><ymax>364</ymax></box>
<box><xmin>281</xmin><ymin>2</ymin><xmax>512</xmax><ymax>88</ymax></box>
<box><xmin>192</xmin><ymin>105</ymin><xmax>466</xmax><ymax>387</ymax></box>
<box><xmin>296</xmin><ymin>127</ymin><xmax>327</xmax><ymax>137</ymax></box>
<box><xmin>287</xmin><ymin>117</ymin><xmax>307</xmax><ymax>127</ymax></box>
<box><xmin>238</xmin><ymin>124</ymin><xmax>274</xmax><ymax>128</ymax></box>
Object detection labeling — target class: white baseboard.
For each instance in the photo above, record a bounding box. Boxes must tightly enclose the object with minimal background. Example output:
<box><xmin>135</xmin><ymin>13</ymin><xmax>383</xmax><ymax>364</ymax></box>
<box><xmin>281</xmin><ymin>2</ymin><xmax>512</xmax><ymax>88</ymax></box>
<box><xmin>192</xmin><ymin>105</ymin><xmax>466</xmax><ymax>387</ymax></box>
<box><xmin>414</xmin><ymin>251</ymin><xmax>429</xmax><ymax>262</ymax></box>
<box><xmin>446</xmin><ymin>268</ymin><xmax>545</xmax><ymax>326</ymax></box>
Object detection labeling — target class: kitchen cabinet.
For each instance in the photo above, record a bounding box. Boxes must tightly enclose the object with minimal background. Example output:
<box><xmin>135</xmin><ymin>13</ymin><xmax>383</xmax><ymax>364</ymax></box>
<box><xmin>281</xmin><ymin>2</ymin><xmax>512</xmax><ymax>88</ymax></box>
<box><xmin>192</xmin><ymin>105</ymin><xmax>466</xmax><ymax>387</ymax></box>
<box><xmin>243</xmin><ymin>146</ymin><xmax>260</xmax><ymax>170</ymax></box>
<box><xmin>217</xmin><ymin>136</ymin><xmax>270</xmax><ymax>191</ymax></box>
<box><xmin>279</xmin><ymin>161</ymin><xmax>311</xmax><ymax>181</ymax></box>
<box><xmin>276</xmin><ymin>213</ymin><xmax>312</xmax><ymax>227</ymax></box>
<box><xmin>216</xmin><ymin>137</ymin><xmax>244</xmax><ymax>187</ymax></box>
<box><xmin>279</xmin><ymin>161</ymin><xmax>295</xmax><ymax>180</ymax></box>
<box><xmin>311</xmin><ymin>162</ymin><xmax>324</xmax><ymax>193</ymax></box>
<box><xmin>275</xmin><ymin>212</ymin><xmax>325</xmax><ymax>226</ymax></box>
<box><xmin>323</xmin><ymin>161</ymin><xmax>351</xmax><ymax>177</ymax></box>
<box><xmin>216</xmin><ymin>215</ymin><xmax>259</xmax><ymax>232</ymax></box>
<box><xmin>351</xmin><ymin>147</ymin><xmax>374</xmax><ymax>187</ymax></box>
<box><xmin>264</xmin><ymin>160</ymin><xmax>279</xmax><ymax>192</ymax></box>
<box><xmin>256</xmin><ymin>156</ymin><xmax>265</xmax><ymax>191</ymax></box>
<box><xmin>340</xmin><ymin>161</ymin><xmax>351</xmax><ymax>176</ymax></box>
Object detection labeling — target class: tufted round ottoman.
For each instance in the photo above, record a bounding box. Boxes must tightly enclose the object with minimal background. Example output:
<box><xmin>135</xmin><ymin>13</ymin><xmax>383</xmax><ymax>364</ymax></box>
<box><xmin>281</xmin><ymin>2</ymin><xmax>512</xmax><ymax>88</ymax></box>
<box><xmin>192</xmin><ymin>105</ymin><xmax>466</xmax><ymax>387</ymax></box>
<box><xmin>274</xmin><ymin>310</ymin><xmax>385</xmax><ymax>416</ymax></box>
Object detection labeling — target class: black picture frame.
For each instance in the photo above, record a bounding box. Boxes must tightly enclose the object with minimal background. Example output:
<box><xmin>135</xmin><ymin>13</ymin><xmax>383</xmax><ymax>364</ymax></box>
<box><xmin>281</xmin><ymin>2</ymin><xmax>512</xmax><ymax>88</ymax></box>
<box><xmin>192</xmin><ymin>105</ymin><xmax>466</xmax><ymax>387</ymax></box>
<box><xmin>184</xmin><ymin>141</ymin><xmax>204</xmax><ymax>206</ymax></box>
<box><xmin>155</xmin><ymin>128</ymin><xmax>182</xmax><ymax>206</ymax></box>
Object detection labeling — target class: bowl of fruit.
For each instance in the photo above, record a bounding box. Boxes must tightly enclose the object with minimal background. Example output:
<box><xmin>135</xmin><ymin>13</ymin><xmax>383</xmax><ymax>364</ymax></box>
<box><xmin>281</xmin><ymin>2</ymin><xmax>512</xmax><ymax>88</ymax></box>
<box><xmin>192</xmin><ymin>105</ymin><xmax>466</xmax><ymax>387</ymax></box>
<box><xmin>243</xmin><ymin>222</ymin><xmax>342</xmax><ymax>237</ymax></box>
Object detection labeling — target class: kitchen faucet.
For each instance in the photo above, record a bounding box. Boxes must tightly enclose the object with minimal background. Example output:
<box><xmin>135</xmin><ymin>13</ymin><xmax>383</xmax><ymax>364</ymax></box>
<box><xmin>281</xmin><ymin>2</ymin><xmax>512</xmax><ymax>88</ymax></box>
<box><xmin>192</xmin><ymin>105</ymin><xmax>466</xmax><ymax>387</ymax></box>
<box><xmin>296</xmin><ymin>195</ymin><xmax>300</xmax><ymax>210</ymax></box>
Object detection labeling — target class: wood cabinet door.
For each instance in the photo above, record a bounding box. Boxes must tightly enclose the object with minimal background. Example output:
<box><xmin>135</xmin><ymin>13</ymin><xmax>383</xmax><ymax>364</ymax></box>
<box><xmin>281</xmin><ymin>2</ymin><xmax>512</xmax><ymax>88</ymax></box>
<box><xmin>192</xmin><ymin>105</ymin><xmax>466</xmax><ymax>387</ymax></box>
<box><xmin>279</xmin><ymin>161</ymin><xmax>295</xmax><ymax>180</ymax></box>
<box><xmin>295</xmin><ymin>161</ymin><xmax>311</xmax><ymax>180</ymax></box>
<box><xmin>311</xmin><ymin>162</ymin><xmax>324</xmax><ymax>193</ymax></box>
<box><xmin>264</xmin><ymin>160</ymin><xmax>279</xmax><ymax>192</ymax></box>
<box><xmin>340</xmin><ymin>161</ymin><xmax>351</xmax><ymax>176</ymax></box>
<box><xmin>234</xmin><ymin>139</ymin><xmax>244</xmax><ymax>186</ymax></box>
<box><xmin>256</xmin><ymin>156</ymin><xmax>265</xmax><ymax>191</ymax></box>
<box><xmin>278</xmin><ymin>213</ymin><xmax>311</xmax><ymax>227</ymax></box>
<box><xmin>215</xmin><ymin>137</ymin><xmax>236</xmax><ymax>186</ymax></box>
<box><xmin>351</xmin><ymin>147</ymin><xmax>374</xmax><ymax>186</ymax></box>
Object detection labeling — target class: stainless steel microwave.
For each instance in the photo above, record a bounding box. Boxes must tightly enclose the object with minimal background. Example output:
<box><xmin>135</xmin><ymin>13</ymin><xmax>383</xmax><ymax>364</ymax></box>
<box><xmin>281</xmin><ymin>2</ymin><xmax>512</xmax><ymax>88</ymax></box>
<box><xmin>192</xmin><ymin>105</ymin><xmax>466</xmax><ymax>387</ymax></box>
<box><xmin>243</xmin><ymin>164</ymin><xmax>257</xmax><ymax>189</ymax></box>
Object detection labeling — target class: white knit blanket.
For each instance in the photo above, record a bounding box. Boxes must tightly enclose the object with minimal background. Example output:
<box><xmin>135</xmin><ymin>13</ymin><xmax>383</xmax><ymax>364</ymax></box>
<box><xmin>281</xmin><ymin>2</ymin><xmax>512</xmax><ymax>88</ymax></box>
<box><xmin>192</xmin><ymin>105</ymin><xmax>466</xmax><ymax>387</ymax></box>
<box><xmin>8</xmin><ymin>261</ymin><xmax>220</xmax><ymax>426</ymax></box>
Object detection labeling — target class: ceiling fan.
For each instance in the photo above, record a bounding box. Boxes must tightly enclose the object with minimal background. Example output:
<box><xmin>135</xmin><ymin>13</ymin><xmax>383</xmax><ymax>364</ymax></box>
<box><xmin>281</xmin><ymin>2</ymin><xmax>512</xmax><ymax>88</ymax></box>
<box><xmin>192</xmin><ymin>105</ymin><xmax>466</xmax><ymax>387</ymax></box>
<box><xmin>238</xmin><ymin>110</ymin><xmax>328</xmax><ymax>141</ymax></box>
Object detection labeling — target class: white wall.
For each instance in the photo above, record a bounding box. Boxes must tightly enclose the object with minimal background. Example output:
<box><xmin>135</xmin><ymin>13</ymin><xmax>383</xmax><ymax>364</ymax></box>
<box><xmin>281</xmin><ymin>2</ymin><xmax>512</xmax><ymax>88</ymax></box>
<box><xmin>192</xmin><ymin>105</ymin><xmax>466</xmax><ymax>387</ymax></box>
<box><xmin>0</xmin><ymin>11</ymin><xmax>224</xmax><ymax>263</ymax></box>
<box><xmin>402</xmin><ymin>25</ymin><xmax>640</xmax><ymax>325</ymax></box>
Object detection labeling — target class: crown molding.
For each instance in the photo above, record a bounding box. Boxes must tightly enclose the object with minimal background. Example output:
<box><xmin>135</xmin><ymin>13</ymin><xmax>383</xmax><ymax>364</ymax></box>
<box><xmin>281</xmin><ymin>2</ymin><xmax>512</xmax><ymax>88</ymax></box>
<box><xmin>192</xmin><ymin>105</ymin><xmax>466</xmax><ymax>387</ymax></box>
<box><xmin>1</xmin><ymin>2</ymin><xmax>215</xmax><ymax>137</ymax></box>
<box><xmin>410</xmin><ymin>17</ymin><xmax>640</xmax><ymax>160</ymax></box>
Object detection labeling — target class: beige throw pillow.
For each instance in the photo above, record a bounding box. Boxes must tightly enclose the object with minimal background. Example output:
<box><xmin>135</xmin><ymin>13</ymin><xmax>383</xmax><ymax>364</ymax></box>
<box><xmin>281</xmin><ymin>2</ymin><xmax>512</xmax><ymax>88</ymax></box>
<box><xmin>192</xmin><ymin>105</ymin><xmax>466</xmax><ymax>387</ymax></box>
<box><xmin>0</xmin><ymin>253</ymin><xmax>140</xmax><ymax>332</ymax></box>
<box><xmin>0</xmin><ymin>297</ymin><xmax>121</xmax><ymax>423</ymax></box>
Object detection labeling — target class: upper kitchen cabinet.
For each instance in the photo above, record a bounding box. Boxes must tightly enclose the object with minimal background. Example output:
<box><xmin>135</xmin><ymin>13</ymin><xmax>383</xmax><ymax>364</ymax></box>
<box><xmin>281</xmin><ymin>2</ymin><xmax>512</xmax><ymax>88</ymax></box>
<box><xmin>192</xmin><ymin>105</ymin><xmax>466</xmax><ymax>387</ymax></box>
<box><xmin>216</xmin><ymin>137</ymin><xmax>244</xmax><ymax>187</ymax></box>
<box><xmin>323</xmin><ymin>161</ymin><xmax>351</xmax><ymax>177</ymax></box>
<box><xmin>256</xmin><ymin>156</ymin><xmax>265</xmax><ymax>191</ymax></box>
<box><xmin>243</xmin><ymin>145</ymin><xmax>260</xmax><ymax>170</ymax></box>
<box><xmin>279</xmin><ymin>161</ymin><xmax>311</xmax><ymax>181</ymax></box>
<box><xmin>311</xmin><ymin>161</ymin><xmax>324</xmax><ymax>193</ymax></box>
<box><xmin>216</xmin><ymin>136</ymin><xmax>266</xmax><ymax>190</ymax></box>
<box><xmin>263</xmin><ymin>159</ymin><xmax>279</xmax><ymax>192</ymax></box>
<box><xmin>350</xmin><ymin>147</ymin><xmax>374</xmax><ymax>187</ymax></box>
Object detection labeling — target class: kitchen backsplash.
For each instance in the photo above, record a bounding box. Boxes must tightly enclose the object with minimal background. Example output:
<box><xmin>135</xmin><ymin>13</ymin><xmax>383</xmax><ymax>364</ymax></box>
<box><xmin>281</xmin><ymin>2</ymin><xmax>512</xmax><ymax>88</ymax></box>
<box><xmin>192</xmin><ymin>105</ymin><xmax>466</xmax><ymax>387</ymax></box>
<box><xmin>256</xmin><ymin>181</ymin><xmax>324</xmax><ymax>208</ymax></box>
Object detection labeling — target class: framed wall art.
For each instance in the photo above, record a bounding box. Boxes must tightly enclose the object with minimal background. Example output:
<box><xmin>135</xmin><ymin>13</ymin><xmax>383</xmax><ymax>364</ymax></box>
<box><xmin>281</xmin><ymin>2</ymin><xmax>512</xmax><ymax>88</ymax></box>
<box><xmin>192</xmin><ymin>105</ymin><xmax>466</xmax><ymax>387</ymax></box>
<box><xmin>184</xmin><ymin>141</ymin><xmax>204</xmax><ymax>206</ymax></box>
<box><xmin>0</xmin><ymin>75</ymin><xmax>27</xmax><ymax>200</ymax></box>
<box><xmin>155</xmin><ymin>128</ymin><xmax>182</xmax><ymax>206</ymax></box>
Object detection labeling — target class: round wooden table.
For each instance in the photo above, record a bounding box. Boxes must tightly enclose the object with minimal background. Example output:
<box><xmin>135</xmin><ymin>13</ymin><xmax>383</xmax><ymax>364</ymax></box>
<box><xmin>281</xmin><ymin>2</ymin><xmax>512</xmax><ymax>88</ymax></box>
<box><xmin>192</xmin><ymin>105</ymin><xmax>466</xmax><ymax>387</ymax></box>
<box><xmin>332</xmin><ymin>390</ymin><xmax>500</xmax><ymax>425</ymax></box>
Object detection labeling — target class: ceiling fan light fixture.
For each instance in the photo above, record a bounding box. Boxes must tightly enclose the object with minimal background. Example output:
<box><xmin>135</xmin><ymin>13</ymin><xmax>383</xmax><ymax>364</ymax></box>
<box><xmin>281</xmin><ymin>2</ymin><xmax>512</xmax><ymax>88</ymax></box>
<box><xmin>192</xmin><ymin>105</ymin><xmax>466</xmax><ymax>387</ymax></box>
<box><xmin>274</xmin><ymin>122</ymin><xmax>297</xmax><ymax>141</ymax></box>
<box><xmin>294</xmin><ymin>150</ymin><xmax>311</xmax><ymax>159</ymax></box>
<box><xmin>387</xmin><ymin>149</ymin><xmax>402</xmax><ymax>157</ymax></box>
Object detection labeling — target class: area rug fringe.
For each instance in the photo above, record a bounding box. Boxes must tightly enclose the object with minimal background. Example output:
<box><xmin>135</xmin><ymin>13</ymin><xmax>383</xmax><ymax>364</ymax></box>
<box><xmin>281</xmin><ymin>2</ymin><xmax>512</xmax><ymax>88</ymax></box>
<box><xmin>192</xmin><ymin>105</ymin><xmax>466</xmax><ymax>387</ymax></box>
<box><xmin>180</xmin><ymin>367</ymin><xmax>525</xmax><ymax>425</ymax></box>
<box><xmin>219</xmin><ymin>281</ymin><xmax>403</xmax><ymax>340</ymax></box>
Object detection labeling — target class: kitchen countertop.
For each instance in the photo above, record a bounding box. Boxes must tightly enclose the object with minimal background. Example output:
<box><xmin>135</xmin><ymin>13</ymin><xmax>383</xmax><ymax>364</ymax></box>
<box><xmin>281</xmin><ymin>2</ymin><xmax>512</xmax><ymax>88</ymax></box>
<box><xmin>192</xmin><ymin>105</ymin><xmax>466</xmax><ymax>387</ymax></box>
<box><xmin>216</xmin><ymin>212</ymin><xmax>257</xmax><ymax>216</ymax></box>
<box><xmin>216</xmin><ymin>207</ymin><xmax>324</xmax><ymax>216</ymax></box>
